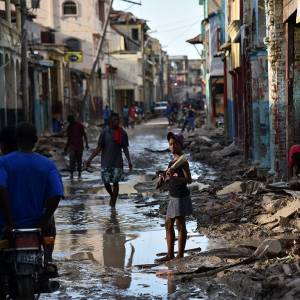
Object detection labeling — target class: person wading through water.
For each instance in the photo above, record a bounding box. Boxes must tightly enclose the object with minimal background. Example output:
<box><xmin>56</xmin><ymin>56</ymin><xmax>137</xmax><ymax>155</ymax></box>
<box><xmin>155</xmin><ymin>132</ymin><xmax>192</xmax><ymax>263</ymax></box>
<box><xmin>85</xmin><ymin>113</ymin><xmax>132</xmax><ymax>207</ymax></box>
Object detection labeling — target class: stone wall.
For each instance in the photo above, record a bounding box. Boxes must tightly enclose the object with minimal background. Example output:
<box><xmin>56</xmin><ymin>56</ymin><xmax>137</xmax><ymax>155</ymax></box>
<box><xmin>265</xmin><ymin>0</ymin><xmax>287</xmax><ymax>177</ymax></box>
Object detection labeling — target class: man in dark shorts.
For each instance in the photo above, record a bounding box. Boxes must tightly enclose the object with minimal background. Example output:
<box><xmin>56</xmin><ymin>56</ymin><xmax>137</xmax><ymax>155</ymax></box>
<box><xmin>0</xmin><ymin>123</ymin><xmax>64</xmax><ymax>260</ymax></box>
<box><xmin>64</xmin><ymin>115</ymin><xmax>89</xmax><ymax>180</ymax></box>
<box><xmin>86</xmin><ymin>113</ymin><xmax>132</xmax><ymax>207</ymax></box>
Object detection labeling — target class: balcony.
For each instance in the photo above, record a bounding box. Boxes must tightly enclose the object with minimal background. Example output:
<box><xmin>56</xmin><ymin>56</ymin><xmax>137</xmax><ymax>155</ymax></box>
<box><xmin>0</xmin><ymin>18</ymin><xmax>21</xmax><ymax>52</ymax></box>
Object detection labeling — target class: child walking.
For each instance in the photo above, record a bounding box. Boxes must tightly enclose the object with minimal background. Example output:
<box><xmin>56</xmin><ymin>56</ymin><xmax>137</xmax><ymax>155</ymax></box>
<box><xmin>155</xmin><ymin>132</ymin><xmax>192</xmax><ymax>263</ymax></box>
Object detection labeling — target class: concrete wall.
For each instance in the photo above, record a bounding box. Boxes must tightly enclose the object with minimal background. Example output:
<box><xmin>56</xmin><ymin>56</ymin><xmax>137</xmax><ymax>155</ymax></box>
<box><xmin>110</xmin><ymin>52</ymin><xmax>142</xmax><ymax>104</ymax></box>
<box><xmin>265</xmin><ymin>0</ymin><xmax>287</xmax><ymax>177</ymax></box>
<box><xmin>250</xmin><ymin>51</ymin><xmax>270</xmax><ymax>168</ymax></box>
<box><xmin>292</xmin><ymin>26</ymin><xmax>300</xmax><ymax>144</ymax></box>
<box><xmin>0</xmin><ymin>18</ymin><xmax>22</xmax><ymax>127</ymax></box>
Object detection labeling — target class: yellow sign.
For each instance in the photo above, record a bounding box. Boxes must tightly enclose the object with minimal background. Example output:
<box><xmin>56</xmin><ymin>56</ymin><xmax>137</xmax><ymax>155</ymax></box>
<box><xmin>64</xmin><ymin>51</ymin><xmax>83</xmax><ymax>63</ymax></box>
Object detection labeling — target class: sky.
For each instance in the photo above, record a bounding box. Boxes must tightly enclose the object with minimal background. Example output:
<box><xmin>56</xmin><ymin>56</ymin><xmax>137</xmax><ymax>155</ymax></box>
<box><xmin>113</xmin><ymin>0</ymin><xmax>203</xmax><ymax>59</ymax></box>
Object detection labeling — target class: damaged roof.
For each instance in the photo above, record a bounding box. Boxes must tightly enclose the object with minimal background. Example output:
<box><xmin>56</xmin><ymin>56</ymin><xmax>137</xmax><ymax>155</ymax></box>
<box><xmin>110</xmin><ymin>10</ymin><xmax>149</xmax><ymax>30</ymax></box>
<box><xmin>186</xmin><ymin>34</ymin><xmax>203</xmax><ymax>45</ymax></box>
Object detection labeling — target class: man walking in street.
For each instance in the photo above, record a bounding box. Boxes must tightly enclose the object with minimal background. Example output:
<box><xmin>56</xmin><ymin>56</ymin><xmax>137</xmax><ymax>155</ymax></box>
<box><xmin>103</xmin><ymin>105</ymin><xmax>111</xmax><ymax>127</ymax></box>
<box><xmin>129</xmin><ymin>104</ymin><xmax>137</xmax><ymax>128</ymax></box>
<box><xmin>122</xmin><ymin>104</ymin><xmax>129</xmax><ymax>128</ymax></box>
<box><xmin>0</xmin><ymin>123</ymin><xmax>64</xmax><ymax>260</ymax></box>
<box><xmin>85</xmin><ymin>113</ymin><xmax>132</xmax><ymax>207</ymax></box>
<box><xmin>64</xmin><ymin>115</ymin><xmax>89</xmax><ymax>180</ymax></box>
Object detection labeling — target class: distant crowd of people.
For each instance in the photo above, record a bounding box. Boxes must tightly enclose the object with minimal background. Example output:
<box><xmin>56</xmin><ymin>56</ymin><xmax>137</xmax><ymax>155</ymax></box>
<box><xmin>164</xmin><ymin>100</ymin><xmax>204</xmax><ymax>133</ymax></box>
<box><xmin>103</xmin><ymin>103</ymin><xmax>144</xmax><ymax>130</ymax></box>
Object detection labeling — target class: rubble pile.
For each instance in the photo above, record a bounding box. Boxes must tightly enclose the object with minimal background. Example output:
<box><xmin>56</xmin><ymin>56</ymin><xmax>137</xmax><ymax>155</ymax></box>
<box><xmin>170</xmin><ymin>128</ymin><xmax>300</xmax><ymax>299</ymax></box>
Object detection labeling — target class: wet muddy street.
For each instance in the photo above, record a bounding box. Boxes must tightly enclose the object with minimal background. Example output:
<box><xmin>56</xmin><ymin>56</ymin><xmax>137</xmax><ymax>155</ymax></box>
<box><xmin>42</xmin><ymin>119</ymin><xmax>220</xmax><ymax>300</ymax></box>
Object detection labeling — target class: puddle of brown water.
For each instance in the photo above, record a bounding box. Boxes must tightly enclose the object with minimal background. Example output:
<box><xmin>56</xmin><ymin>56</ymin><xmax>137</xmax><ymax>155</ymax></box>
<box><xmin>44</xmin><ymin>195</ymin><xmax>209</xmax><ymax>299</ymax></box>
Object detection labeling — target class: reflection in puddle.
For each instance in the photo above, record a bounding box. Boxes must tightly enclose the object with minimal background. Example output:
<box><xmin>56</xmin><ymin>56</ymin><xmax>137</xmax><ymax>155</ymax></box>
<box><xmin>49</xmin><ymin>196</ymin><xmax>209</xmax><ymax>299</ymax></box>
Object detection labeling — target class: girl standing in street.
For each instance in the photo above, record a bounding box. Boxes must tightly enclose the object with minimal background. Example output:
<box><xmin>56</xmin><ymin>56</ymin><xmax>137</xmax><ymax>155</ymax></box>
<box><xmin>155</xmin><ymin>132</ymin><xmax>192</xmax><ymax>263</ymax></box>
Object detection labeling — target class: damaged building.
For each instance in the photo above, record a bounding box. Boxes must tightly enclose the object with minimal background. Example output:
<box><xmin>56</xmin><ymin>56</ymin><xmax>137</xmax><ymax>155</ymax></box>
<box><xmin>197</xmin><ymin>0</ymin><xmax>300</xmax><ymax>179</ymax></box>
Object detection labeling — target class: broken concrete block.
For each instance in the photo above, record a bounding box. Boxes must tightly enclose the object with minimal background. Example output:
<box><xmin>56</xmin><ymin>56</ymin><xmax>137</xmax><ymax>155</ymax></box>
<box><xmin>243</xmin><ymin>166</ymin><xmax>258</xmax><ymax>179</ymax></box>
<box><xmin>243</xmin><ymin>180</ymin><xmax>265</xmax><ymax>195</ymax></box>
<box><xmin>274</xmin><ymin>199</ymin><xmax>300</xmax><ymax>219</ymax></box>
<box><xmin>216</xmin><ymin>181</ymin><xmax>243</xmax><ymax>196</ymax></box>
<box><xmin>219</xmin><ymin>142</ymin><xmax>240</xmax><ymax>157</ymax></box>
<box><xmin>282</xmin><ymin>264</ymin><xmax>293</xmax><ymax>276</ymax></box>
<box><xmin>254</xmin><ymin>239</ymin><xmax>282</xmax><ymax>258</ymax></box>
<box><xmin>210</xmin><ymin>142</ymin><xmax>240</xmax><ymax>160</ymax></box>
<box><xmin>211</xmin><ymin>143</ymin><xmax>222</xmax><ymax>150</ymax></box>
<box><xmin>255</xmin><ymin>214</ymin><xmax>276</xmax><ymax>225</ymax></box>
<box><xmin>284</xmin><ymin>190</ymin><xmax>300</xmax><ymax>199</ymax></box>
<box><xmin>287</xmin><ymin>278</ymin><xmax>300</xmax><ymax>288</ymax></box>
<box><xmin>261</xmin><ymin>195</ymin><xmax>281</xmax><ymax>214</ymax></box>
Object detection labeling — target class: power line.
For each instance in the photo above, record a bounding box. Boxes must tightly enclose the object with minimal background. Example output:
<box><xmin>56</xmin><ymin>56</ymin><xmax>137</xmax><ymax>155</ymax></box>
<box><xmin>153</xmin><ymin>20</ymin><xmax>200</xmax><ymax>34</ymax></box>
<box><xmin>165</xmin><ymin>20</ymin><xmax>199</xmax><ymax>47</ymax></box>
<box><xmin>120</xmin><ymin>0</ymin><xmax>141</xmax><ymax>5</ymax></box>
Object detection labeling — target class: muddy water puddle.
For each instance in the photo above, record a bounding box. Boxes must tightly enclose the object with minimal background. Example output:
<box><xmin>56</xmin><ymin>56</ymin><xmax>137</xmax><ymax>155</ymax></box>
<box><xmin>45</xmin><ymin>196</ymin><xmax>209</xmax><ymax>299</ymax></box>
<box><xmin>42</xmin><ymin>120</ymin><xmax>216</xmax><ymax>299</ymax></box>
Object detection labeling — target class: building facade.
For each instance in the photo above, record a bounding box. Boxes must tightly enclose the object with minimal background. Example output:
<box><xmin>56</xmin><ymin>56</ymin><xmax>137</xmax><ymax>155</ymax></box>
<box><xmin>0</xmin><ymin>0</ymin><xmax>22</xmax><ymax>128</ymax></box>
<box><xmin>197</xmin><ymin>0</ymin><xmax>300</xmax><ymax>179</ymax></box>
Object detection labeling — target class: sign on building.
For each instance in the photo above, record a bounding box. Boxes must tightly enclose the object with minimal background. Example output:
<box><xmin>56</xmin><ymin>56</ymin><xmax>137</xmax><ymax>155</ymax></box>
<box><xmin>64</xmin><ymin>52</ymin><xmax>83</xmax><ymax>63</ymax></box>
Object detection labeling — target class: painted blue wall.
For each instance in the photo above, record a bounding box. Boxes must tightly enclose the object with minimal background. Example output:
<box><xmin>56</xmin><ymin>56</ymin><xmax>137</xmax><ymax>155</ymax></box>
<box><xmin>250</xmin><ymin>51</ymin><xmax>270</xmax><ymax>168</ymax></box>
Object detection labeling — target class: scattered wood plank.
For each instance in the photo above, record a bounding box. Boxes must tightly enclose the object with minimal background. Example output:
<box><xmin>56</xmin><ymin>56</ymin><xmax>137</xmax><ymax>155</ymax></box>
<box><xmin>134</xmin><ymin>263</ymin><xmax>159</xmax><ymax>269</ymax></box>
<box><xmin>176</xmin><ymin>256</ymin><xmax>256</xmax><ymax>279</ymax></box>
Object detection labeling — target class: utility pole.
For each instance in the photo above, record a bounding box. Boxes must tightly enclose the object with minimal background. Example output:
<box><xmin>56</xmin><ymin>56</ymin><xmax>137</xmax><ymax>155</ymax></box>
<box><xmin>20</xmin><ymin>0</ymin><xmax>29</xmax><ymax>122</ymax></box>
<box><xmin>82</xmin><ymin>0</ymin><xmax>114</xmax><ymax>120</ymax></box>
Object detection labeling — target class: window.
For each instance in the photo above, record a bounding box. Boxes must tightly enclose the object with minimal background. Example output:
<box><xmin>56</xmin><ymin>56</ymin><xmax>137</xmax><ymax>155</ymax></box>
<box><xmin>132</xmin><ymin>28</ymin><xmax>139</xmax><ymax>41</ymax></box>
<box><xmin>98</xmin><ymin>0</ymin><xmax>105</xmax><ymax>22</ymax></box>
<box><xmin>65</xmin><ymin>38</ymin><xmax>81</xmax><ymax>51</ymax></box>
<box><xmin>63</xmin><ymin>1</ymin><xmax>77</xmax><ymax>16</ymax></box>
<box><xmin>41</xmin><ymin>31</ymin><xmax>55</xmax><ymax>44</ymax></box>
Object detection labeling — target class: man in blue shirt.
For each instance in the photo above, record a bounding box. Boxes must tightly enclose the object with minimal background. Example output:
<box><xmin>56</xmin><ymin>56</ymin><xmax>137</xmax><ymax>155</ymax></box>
<box><xmin>0</xmin><ymin>123</ymin><xmax>64</xmax><ymax>241</ymax></box>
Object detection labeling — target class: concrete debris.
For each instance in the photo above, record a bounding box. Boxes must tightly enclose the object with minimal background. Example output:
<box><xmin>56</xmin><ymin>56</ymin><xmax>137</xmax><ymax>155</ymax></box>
<box><xmin>243</xmin><ymin>180</ymin><xmax>265</xmax><ymax>195</ymax></box>
<box><xmin>216</xmin><ymin>181</ymin><xmax>243</xmax><ymax>195</ymax></box>
<box><xmin>242</xmin><ymin>166</ymin><xmax>258</xmax><ymax>179</ymax></box>
<box><xmin>211</xmin><ymin>142</ymin><xmax>240</xmax><ymax>160</ymax></box>
<box><xmin>255</xmin><ymin>214</ymin><xmax>276</xmax><ymax>225</ymax></box>
<box><xmin>283</xmin><ymin>189</ymin><xmax>300</xmax><ymax>199</ymax></box>
<box><xmin>155</xmin><ymin>127</ymin><xmax>300</xmax><ymax>299</ymax></box>
<box><xmin>274</xmin><ymin>199</ymin><xmax>300</xmax><ymax>219</ymax></box>
<box><xmin>261</xmin><ymin>194</ymin><xmax>282</xmax><ymax>213</ymax></box>
<box><xmin>254</xmin><ymin>239</ymin><xmax>282</xmax><ymax>258</ymax></box>
<box><xmin>282</xmin><ymin>264</ymin><xmax>293</xmax><ymax>276</ymax></box>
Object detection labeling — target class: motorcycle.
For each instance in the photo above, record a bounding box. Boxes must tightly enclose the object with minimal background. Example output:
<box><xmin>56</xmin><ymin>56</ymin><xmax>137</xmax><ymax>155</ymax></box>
<box><xmin>0</xmin><ymin>228</ymin><xmax>59</xmax><ymax>300</ymax></box>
